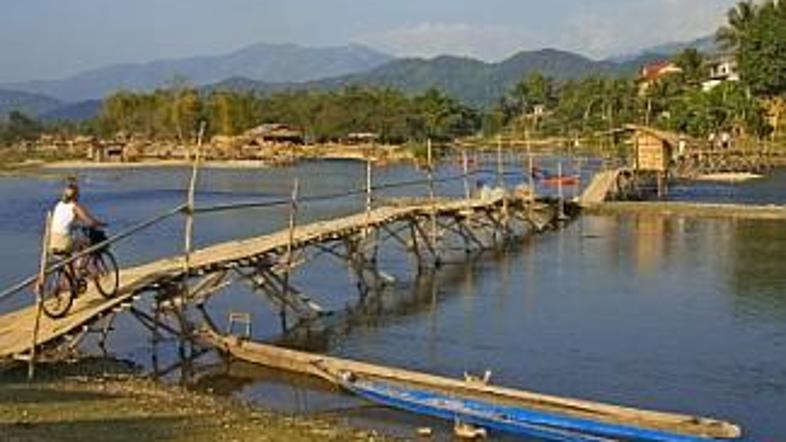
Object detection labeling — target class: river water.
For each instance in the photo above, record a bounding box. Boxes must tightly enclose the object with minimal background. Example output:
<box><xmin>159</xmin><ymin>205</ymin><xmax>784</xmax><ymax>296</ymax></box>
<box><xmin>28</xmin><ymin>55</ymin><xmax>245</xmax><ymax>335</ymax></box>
<box><xmin>0</xmin><ymin>160</ymin><xmax>784</xmax><ymax>441</ymax></box>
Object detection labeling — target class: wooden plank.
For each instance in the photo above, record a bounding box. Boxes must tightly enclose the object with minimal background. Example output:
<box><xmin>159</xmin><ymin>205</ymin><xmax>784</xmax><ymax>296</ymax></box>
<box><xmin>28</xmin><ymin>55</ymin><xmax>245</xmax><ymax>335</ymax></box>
<box><xmin>200</xmin><ymin>329</ymin><xmax>741</xmax><ymax>439</ymax></box>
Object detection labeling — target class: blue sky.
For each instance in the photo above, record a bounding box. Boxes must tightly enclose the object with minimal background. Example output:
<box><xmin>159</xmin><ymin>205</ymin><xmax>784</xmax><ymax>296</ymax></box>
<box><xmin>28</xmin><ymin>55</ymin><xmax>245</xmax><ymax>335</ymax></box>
<box><xmin>1</xmin><ymin>0</ymin><xmax>738</xmax><ymax>83</ymax></box>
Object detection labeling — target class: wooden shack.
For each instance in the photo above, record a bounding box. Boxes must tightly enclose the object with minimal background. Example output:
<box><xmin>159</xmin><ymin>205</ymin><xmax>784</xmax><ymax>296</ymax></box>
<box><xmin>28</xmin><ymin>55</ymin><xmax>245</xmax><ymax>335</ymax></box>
<box><xmin>345</xmin><ymin>132</ymin><xmax>380</xmax><ymax>145</ymax></box>
<box><xmin>89</xmin><ymin>143</ymin><xmax>125</xmax><ymax>163</ymax></box>
<box><xmin>633</xmin><ymin>126</ymin><xmax>677</xmax><ymax>172</ymax></box>
<box><xmin>626</xmin><ymin>125</ymin><xmax>678</xmax><ymax>197</ymax></box>
<box><xmin>246</xmin><ymin>124</ymin><xmax>304</xmax><ymax>145</ymax></box>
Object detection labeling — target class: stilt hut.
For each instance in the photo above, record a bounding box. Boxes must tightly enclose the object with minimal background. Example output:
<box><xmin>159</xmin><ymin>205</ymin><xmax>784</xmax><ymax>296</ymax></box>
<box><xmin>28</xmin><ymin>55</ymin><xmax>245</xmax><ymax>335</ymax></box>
<box><xmin>625</xmin><ymin>125</ymin><xmax>678</xmax><ymax>197</ymax></box>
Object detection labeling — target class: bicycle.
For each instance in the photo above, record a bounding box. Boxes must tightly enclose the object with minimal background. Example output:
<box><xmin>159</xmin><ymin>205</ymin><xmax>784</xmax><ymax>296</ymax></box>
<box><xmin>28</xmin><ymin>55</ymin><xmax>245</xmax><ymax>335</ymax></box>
<box><xmin>38</xmin><ymin>227</ymin><xmax>120</xmax><ymax>319</ymax></box>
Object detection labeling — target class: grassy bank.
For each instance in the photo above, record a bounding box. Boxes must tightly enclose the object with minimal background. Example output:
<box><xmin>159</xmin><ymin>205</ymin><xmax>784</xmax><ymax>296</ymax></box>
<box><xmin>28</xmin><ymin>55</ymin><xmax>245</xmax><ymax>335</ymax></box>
<box><xmin>0</xmin><ymin>360</ymin><xmax>387</xmax><ymax>442</ymax></box>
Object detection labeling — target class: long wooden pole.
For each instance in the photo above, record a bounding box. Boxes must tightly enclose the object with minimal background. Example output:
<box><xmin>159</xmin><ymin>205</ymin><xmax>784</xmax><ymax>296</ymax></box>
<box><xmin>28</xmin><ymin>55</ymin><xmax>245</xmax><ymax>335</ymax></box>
<box><xmin>558</xmin><ymin>161</ymin><xmax>565</xmax><ymax>220</ymax></box>
<box><xmin>427</xmin><ymin>139</ymin><xmax>438</xmax><ymax>263</ymax></box>
<box><xmin>29</xmin><ymin>211</ymin><xmax>53</xmax><ymax>381</ymax></box>
<box><xmin>462</xmin><ymin>149</ymin><xmax>470</xmax><ymax>200</ymax></box>
<box><xmin>496</xmin><ymin>135</ymin><xmax>504</xmax><ymax>188</ymax></box>
<box><xmin>364</xmin><ymin>159</ymin><xmax>372</xmax><ymax>239</ymax></box>
<box><xmin>526</xmin><ymin>130</ymin><xmax>535</xmax><ymax>221</ymax></box>
<box><xmin>281</xmin><ymin>178</ymin><xmax>300</xmax><ymax>330</ymax></box>
<box><xmin>178</xmin><ymin>121</ymin><xmax>205</xmax><ymax>375</ymax></box>
<box><xmin>183</xmin><ymin>122</ymin><xmax>206</xmax><ymax>285</ymax></box>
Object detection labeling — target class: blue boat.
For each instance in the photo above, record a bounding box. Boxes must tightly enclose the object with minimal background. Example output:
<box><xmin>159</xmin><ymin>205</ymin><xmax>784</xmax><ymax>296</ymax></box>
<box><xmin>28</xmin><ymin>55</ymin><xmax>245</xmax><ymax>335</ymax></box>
<box><xmin>340</xmin><ymin>376</ymin><xmax>738</xmax><ymax>442</ymax></box>
<box><xmin>202</xmin><ymin>330</ymin><xmax>743</xmax><ymax>442</ymax></box>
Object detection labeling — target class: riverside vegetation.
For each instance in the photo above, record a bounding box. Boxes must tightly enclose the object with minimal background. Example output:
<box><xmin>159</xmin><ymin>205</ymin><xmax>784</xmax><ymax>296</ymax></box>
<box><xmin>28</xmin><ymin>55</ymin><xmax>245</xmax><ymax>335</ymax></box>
<box><xmin>1</xmin><ymin>1</ymin><xmax>785</xmax><ymax>165</ymax></box>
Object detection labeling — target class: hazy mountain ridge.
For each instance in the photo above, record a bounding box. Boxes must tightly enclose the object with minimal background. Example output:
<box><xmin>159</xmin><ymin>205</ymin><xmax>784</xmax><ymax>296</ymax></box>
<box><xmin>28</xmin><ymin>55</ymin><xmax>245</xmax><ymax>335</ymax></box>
<box><xmin>211</xmin><ymin>48</ymin><xmax>641</xmax><ymax>107</ymax></box>
<box><xmin>607</xmin><ymin>35</ymin><xmax>719</xmax><ymax>63</ymax></box>
<box><xmin>0</xmin><ymin>89</ymin><xmax>62</xmax><ymax>120</ymax></box>
<box><xmin>1</xmin><ymin>43</ymin><xmax>393</xmax><ymax>102</ymax></box>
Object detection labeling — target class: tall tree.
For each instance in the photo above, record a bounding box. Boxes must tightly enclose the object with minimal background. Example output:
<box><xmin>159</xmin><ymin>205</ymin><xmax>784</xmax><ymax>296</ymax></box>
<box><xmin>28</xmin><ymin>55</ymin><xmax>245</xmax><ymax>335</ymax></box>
<box><xmin>716</xmin><ymin>1</ymin><xmax>758</xmax><ymax>51</ymax></box>
<box><xmin>735</xmin><ymin>0</ymin><xmax>786</xmax><ymax>97</ymax></box>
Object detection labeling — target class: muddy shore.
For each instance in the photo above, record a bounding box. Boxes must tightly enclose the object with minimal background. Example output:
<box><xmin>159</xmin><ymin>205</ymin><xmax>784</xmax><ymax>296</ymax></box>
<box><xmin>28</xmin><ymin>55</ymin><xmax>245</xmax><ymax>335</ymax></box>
<box><xmin>0</xmin><ymin>360</ymin><xmax>391</xmax><ymax>442</ymax></box>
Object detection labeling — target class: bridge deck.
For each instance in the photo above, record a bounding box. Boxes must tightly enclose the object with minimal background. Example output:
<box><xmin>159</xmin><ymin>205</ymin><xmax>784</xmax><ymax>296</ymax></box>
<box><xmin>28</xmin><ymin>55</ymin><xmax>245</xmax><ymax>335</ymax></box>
<box><xmin>0</xmin><ymin>196</ymin><xmax>515</xmax><ymax>361</ymax></box>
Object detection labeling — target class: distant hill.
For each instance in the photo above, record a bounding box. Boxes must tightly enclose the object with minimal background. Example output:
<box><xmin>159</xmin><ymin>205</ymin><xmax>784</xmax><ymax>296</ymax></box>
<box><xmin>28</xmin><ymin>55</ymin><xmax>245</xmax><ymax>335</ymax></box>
<box><xmin>41</xmin><ymin>100</ymin><xmax>103</xmax><ymax>122</ymax></box>
<box><xmin>0</xmin><ymin>89</ymin><xmax>62</xmax><ymax>120</ymax></box>
<box><xmin>608</xmin><ymin>35</ymin><xmax>719</xmax><ymax>63</ymax></box>
<box><xmin>211</xmin><ymin>49</ymin><xmax>635</xmax><ymax>107</ymax></box>
<box><xmin>2</xmin><ymin>43</ymin><xmax>394</xmax><ymax>102</ymax></box>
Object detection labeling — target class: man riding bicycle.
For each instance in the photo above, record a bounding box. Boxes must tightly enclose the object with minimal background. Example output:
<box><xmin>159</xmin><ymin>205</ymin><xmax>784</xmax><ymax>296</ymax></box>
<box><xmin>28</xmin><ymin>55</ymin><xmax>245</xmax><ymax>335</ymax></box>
<box><xmin>38</xmin><ymin>180</ymin><xmax>118</xmax><ymax>318</ymax></box>
<box><xmin>50</xmin><ymin>181</ymin><xmax>106</xmax><ymax>255</ymax></box>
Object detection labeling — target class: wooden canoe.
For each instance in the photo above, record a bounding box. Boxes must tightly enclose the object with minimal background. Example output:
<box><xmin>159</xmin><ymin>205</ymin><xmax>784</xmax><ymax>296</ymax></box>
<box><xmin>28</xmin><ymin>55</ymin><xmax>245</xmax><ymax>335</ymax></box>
<box><xmin>199</xmin><ymin>329</ymin><xmax>741</xmax><ymax>440</ymax></box>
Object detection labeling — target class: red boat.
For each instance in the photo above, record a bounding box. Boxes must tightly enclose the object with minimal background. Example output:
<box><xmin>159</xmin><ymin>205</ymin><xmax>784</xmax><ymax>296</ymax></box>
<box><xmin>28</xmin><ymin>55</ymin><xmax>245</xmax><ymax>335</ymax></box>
<box><xmin>540</xmin><ymin>175</ymin><xmax>581</xmax><ymax>186</ymax></box>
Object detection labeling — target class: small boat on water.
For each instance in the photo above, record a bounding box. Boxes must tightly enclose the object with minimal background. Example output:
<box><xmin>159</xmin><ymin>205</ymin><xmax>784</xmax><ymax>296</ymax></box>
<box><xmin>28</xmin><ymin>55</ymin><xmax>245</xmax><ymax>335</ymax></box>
<box><xmin>340</xmin><ymin>374</ymin><xmax>729</xmax><ymax>442</ymax></box>
<box><xmin>532</xmin><ymin>167</ymin><xmax>581</xmax><ymax>186</ymax></box>
<box><xmin>541</xmin><ymin>175</ymin><xmax>581</xmax><ymax>186</ymax></box>
<box><xmin>200</xmin><ymin>329</ymin><xmax>742</xmax><ymax>442</ymax></box>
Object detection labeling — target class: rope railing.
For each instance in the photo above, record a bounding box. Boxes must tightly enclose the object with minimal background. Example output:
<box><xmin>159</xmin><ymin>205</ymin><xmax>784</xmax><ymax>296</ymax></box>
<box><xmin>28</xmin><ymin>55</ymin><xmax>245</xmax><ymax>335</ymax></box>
<box><xmin>0</xmin><ymin>203</ymin><xmax>187</xmax><ymax>303</ymax></box>
<box><xmin>0</xmin><ymin>164</ymin><xmax>528</xmax><ymax>304</ymax></box>
<box><xmin>193</xmin><ymin>170</ymin><xmax>483</xmax><ymax>215</ymax></box>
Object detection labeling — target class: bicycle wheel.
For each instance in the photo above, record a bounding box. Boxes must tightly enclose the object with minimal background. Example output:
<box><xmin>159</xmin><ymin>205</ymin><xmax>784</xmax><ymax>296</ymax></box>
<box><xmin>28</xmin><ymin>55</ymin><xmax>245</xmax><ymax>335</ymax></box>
<box><xmin>91</xmin><ymin>250</ymin><xmax>119</xmax><ymax>298</ymax></box>
<box><xmin>40</xmin><ymin>269</ymin><xmax>76</xmax><ymax>319</ymax></box>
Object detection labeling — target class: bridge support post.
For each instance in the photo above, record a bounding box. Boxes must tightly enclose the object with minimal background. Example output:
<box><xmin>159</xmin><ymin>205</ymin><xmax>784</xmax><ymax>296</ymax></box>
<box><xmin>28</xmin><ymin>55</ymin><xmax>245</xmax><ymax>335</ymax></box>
<box><xmin>28</xmin><ymin>211</ymin><xmax>52</xmax><ymax>381</ymax></box>
<box><xmin>281</xmin><ymin>179</ymin><xmax>300</xmax><ymax>332</ymax></box>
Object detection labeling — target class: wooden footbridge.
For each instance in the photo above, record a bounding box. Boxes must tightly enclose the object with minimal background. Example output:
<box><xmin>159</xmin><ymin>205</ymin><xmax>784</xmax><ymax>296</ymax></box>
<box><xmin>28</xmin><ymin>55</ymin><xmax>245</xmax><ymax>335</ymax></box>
<box><xmin>0</xmin><ymin>152</ymin><xmax>569</xmax><ymax>369</ymax></box>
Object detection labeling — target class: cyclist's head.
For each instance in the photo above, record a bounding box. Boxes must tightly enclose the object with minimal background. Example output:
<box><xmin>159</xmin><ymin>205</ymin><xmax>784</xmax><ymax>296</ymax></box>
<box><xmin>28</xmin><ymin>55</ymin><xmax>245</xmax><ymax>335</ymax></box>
<box><xmin>62</xmin><ymin>183</ymin><xmax>79</xmax><ymax>203</ymax></box>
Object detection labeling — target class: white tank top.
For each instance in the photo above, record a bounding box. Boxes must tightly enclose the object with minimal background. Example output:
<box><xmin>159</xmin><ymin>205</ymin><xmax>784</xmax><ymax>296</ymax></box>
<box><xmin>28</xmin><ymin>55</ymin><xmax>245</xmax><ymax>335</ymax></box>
<box><xmin>52</xmin><ymin>201</ymin><xmax>76</xmax><ymax>235</ymax></box>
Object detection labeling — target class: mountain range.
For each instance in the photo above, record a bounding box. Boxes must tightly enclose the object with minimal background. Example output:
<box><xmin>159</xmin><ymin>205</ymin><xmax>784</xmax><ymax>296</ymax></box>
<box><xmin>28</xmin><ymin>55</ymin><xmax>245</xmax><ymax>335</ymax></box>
<box><xmin>209</xmin><ymin>49</ymin><xmax>647</xmax><ymax>107</ymax></box>
<box><xmin>0</xmin><ymin>89</ymin><xmax>63</xmax><ymax>121</ymax></box>
<box><xmin>0</xmin><ymin>36</ymin><xmax>718</xmax><ymax>121</ymax></box>
<box><xmin>2</xmin><ymin>43</ymin><xmax>393</xmax><ymax>103</ymax></box>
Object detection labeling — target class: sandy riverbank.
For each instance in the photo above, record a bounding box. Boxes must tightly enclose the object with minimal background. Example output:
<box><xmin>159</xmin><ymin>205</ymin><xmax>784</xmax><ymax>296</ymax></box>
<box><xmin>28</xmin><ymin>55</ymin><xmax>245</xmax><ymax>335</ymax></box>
<box><xmin>41</xmin><ymin>160</ymin><xmax>280</xmax><ymax>170</ymax></box>
<box><xmin>693</xmin><ymin>172</ymin><xmax>765</xmax><ymax>182</ymax></box>
<box><xmin>40</xmin><ymin>156</ymin><xmax>412</xmax><ymax>171</ymax></box>
<box><xmin>0</xmin><ymin>359</ymin><xmax>388</xmax><ymax>442</ymax></box>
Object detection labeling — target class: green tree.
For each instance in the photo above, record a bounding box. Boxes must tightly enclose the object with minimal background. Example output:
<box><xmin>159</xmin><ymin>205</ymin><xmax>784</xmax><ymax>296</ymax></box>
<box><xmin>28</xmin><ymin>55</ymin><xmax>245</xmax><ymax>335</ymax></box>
<box><xmin>735</xmin><ymin>0</ymin><xmax>786</xmax><ymax>97</ymax></box>
<box><xmin>716</xmin><ymin>1</ymin><xmax>758</xmax><ymax>51</ymax></box>
<box><xmin>1</xmin><ymin>111</ymin><xmax>42</xmax><ymax>144</ymax></box>
<box><xmin>673</xmin><ymin>48</ymin><xmax>706</xmax><ymax>84</ymax></box>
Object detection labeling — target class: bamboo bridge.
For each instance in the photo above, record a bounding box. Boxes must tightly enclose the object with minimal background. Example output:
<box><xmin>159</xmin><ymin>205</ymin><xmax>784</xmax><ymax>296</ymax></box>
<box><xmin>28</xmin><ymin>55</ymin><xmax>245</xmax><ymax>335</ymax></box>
<box><xmin>0</xmin><ymin>155</ymin><xmax>571</xmax><ymax>369</ymax></box>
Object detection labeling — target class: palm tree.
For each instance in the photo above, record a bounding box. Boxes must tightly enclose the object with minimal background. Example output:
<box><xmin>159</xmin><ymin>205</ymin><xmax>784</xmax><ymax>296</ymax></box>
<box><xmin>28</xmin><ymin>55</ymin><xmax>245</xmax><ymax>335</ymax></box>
<box><xmin>716</xmin><ymin>1</ymin><xmax>758</xmax><ymax>50</ymax></box>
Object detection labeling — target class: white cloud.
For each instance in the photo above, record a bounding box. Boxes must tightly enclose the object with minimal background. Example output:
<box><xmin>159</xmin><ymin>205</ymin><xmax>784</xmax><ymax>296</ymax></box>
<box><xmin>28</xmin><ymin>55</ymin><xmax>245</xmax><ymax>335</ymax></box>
<box><xmin>559</xmin><ymin>0</ymin><xmax>737</xmax><ymax>58</ymax></box>
<box><xmin>360</xmin><ymin>22</ymin><xmax>540</xmax><ymax>61</ymax></box>
<box><xmin>359</xmin><ymin>1</ymin><xmax>738</xmax><ymax>61</ymax></box>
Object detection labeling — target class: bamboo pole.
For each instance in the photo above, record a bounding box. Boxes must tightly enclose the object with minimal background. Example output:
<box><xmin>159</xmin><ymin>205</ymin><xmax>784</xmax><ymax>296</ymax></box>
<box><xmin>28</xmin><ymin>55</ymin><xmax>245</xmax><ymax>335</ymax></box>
<box><xmin>496</xmin><ymin>135</ymin><xmax>504</xmax><ymax>188</ymax></box>
<box><xmin>526</xmin><ymin>130</ymin><xmax>535</xmax><ymax>221</ymax></box>
<box><xmin>364</xmin><ymin>159</ymin><xmax>372</xmax><ymax>239</ymax></box>
<box><xmin>427</xmin><ymin>139</ymin><xmax>438</xmax><ymax>263</ymax></box>
<box><xmin>462</xmin><ymin>149</ymin><xmax>470</xmax><ymax>201</ymax></box>
<box><xmin>29</xmin><ymin>211</ymin><xmax>53</xmax><ymax>381</ymax></box>
<box><xmin>558</xmin><ymin>161</ymin><xmax>565</xmax><ymax>220</ymax></box>
<box><xmin>281</xmin><ymin>179</ymin><xmax>300</xmax><ymax>330</ymax></box>
<box><xmin>177</xmin><ymin>121</ymin><xmax>205</xmax><ymax>366</ymax></box>
<box><xmin>183</xmin><ymin>122</ymin><xmax>206</xmax><ymax>285</ymax></box>
<box><xmin>497</xmin><ymin>136</ymin><xmax>509</xmax><ymax>233</ymax></box>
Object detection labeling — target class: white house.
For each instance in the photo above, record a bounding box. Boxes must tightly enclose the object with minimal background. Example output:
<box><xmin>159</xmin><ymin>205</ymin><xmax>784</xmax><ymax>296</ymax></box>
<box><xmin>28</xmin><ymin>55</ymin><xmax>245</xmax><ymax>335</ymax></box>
<box><xmin>702</xmin><ymin>54</ymin><xmax>740</xmax><ymax>92</ymax></box>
